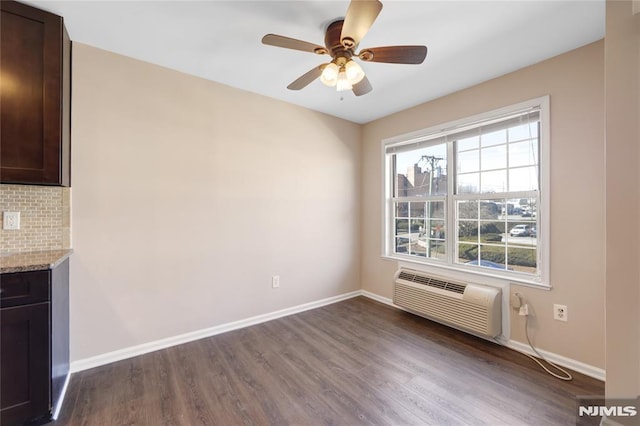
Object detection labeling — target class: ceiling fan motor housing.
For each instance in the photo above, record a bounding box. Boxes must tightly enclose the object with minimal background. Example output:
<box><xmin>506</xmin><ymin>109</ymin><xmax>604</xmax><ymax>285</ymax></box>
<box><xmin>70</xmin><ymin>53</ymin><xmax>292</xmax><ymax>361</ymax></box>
<box><xmin>325</xmin><ymin>20</ymin><xmax>355</xmax><ymax>61</ymax></box>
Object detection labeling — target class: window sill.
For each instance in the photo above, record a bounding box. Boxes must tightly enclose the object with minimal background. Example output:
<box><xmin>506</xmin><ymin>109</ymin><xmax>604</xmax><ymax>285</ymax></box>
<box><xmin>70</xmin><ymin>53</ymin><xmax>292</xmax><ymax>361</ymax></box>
<box><xmin>381</xmin><ymin>254</ymin><xmax>551</xmax><ymax>290</ymax></box>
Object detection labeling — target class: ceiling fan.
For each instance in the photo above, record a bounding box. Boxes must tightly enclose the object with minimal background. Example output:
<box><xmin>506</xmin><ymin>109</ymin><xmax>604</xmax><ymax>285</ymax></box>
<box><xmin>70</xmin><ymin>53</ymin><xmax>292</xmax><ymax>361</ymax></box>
<box><xmin>261</xmin><ymin>0</ymin><xmax>427</xmax><ymax>96</ymax></box>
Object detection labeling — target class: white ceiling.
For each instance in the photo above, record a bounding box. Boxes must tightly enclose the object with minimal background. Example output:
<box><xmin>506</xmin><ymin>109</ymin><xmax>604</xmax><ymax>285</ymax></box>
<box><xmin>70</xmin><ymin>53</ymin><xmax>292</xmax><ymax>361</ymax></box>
<box><xmin>26</xmin><ymin>0</ymin><xmax>605</xmax><ymax>124</ymax></box>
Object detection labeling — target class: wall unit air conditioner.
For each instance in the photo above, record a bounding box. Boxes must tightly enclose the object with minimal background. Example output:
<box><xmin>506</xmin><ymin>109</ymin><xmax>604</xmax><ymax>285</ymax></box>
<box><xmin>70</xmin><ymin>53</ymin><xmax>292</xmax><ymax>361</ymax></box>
<box><xmin>393</xmin><ymin>268</ymin><xmax>502</xmax><ymax>338</ymax></box>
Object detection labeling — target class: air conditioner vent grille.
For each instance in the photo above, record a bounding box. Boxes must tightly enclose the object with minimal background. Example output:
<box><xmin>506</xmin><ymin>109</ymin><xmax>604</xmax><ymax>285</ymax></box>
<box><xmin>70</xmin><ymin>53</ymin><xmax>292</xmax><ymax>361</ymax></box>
<box><xmin>393</xmin><ymin>269</ymin><xmax>501</xmax><ymax>338</ymax></box>
<box><xmin>397</xmin><ymin>271</ymin><xmax>466</xmax><ymax>294</ymax></box>
<box><xmin>445</xmin><ymin>282</ymin><xmax>467</xmax><ymax>294</ymax></box>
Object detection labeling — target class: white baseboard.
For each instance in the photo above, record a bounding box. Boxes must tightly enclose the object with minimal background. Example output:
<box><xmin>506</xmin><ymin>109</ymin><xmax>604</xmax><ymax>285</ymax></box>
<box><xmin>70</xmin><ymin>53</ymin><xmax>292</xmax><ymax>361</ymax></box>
<box><xmin>71</xmin><ymin>289</ymin><xmax>606</xmax><ymax>383</ymax></box>
<box><xmin>71</xmin><ymin>290</ymin><xmax>362</xmax><ymax>372</ymax></box>
<box><xmin>503</xmin><ymin>339</ymin><xmax>605</xmax><ymax>381</ymax></box>
<box><xmin>359</xmin><ymin>290</ymin><xmax>606</xmax><ymax>382</ymax></box>
<box><xmin>360</xmin><ymin>290</ymin><xmax>394</xmax><ymax>306</ymax></box>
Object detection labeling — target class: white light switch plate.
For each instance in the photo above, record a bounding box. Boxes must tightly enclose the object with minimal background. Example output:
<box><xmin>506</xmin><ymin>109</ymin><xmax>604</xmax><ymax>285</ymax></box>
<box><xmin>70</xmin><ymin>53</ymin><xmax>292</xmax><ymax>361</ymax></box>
<box><xmin>3</xmin><ymin>212</ymin><xmax>20</xmax><ymax>230</ymax></box>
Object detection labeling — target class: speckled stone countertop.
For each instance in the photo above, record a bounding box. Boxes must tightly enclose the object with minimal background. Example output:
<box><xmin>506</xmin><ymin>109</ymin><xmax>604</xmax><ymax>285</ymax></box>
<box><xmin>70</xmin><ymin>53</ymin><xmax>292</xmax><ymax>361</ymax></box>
<box><xmin>0</xmin><ymin>249</ymin><xmax>73</xmax><ymax>274</ymax></box>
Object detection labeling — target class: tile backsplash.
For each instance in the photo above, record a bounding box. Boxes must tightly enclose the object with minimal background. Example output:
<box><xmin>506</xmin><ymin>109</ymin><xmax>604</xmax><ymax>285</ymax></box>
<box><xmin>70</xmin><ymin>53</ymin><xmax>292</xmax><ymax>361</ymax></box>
<box><xmin>0</xmin><ymin>184</ymin><xmax>71</xmax><ymax>254</ymax></box>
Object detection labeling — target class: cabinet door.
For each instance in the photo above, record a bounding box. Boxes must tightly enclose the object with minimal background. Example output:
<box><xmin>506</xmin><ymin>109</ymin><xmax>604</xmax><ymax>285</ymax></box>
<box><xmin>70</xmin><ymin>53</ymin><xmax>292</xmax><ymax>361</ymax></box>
<box><xmin>0</xmin><ymin>1</ymin><xmax>70</xmax><ymax>186</ymax></box>
<box><xmin>1</xmin><ymin>303</ymin><xmax>51</xmax><ymax>425</ymax></box>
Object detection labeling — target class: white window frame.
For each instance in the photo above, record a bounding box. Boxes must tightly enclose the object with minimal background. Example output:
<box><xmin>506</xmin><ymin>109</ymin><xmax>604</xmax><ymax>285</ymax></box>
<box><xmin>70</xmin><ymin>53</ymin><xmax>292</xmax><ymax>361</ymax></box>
<box><xmin>382</xmin><ymin>96</ymin><xmax>550</xmax><ymax>288</ymax></box>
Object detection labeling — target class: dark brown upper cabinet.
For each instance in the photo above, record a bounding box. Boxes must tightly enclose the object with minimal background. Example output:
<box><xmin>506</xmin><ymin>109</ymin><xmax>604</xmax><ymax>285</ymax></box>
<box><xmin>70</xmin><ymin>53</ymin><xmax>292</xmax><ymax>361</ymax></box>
<box><xmin>1</xmin><ymin>1</ymin><xmax>70</xmax><ymax>186</ymax></box>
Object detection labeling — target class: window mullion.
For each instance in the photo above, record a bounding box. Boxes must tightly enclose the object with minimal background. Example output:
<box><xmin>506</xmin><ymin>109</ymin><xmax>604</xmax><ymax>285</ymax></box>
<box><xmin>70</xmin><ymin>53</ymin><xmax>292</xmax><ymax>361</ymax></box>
<box><xmin>447</xmin><ymin>139</ymin><xmax>456</xmax><ymax>265</ymax></box>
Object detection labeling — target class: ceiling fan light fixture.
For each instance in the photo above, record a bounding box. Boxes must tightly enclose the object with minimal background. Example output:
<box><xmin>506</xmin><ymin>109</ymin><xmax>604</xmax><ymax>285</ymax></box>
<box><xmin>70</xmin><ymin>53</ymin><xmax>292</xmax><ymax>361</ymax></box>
<box><xmin>320</xmin><ymin>62</ymin><xmax>339</xmax><ymax>87</ymax></box>
<box><xmin>262</xmin><ymin>0</ymin><xmax>428</xmax><ymax>96</ymax></box>
<box><xmin>344</xmin><ymin>60</ymin><xmax>365</xmax><ymax>84</ymax></box>
<box><xmin>336</xmin><ymin>70</ymin><xmax>353</xmax><ymax>92</ymax></box>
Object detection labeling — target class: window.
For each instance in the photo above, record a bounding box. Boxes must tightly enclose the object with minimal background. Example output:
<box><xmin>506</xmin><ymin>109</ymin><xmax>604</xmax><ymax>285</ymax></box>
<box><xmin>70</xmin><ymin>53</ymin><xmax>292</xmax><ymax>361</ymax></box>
<box><xmin>383</xmin><ymin>97</ymin><xmax>549</xmax><ymax>286</ymax></box>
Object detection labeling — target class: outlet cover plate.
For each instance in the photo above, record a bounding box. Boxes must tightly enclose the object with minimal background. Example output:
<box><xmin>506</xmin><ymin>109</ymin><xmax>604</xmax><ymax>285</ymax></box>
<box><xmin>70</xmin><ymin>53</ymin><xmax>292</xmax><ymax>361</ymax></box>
<box><xmin>553</xmin><ymin>304</ymin><xmax>568</xmax><ymax>322</ymax></box>
<box><xmin>3</xmin><ymin>212</ymin><xmax>20</xmax><ymax>230</ymax></box>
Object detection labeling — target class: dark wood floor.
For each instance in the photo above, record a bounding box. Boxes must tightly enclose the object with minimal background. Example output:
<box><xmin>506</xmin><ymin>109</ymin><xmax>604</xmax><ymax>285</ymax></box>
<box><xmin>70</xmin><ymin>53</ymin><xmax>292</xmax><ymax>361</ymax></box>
<box><xmin>52</xmin><ymin>296</ymin><xmax>603</xmax><ymax>425</ymax></box>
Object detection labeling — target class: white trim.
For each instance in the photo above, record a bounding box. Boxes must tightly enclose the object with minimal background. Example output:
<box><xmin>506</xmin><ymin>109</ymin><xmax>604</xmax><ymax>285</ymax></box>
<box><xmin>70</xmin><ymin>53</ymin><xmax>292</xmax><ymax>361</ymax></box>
<box><xmin>360</xmin><ymin>290</ymin><xmax>394</xmax><ymax>306</ymax></box>
<box><xmin>381</xmin><ymin>143</ymin><xmax>392</xmax><ymax>260</ymax></box>
<box><xmin>70</xmin><ymin>289</ymin><xmax>605</xmax><ymax>386</ymax></box>
<box><xmin>51</xmin><ymin>371</ymin><xmax>70</xmax><ymax>420</ymax></box>
<box><xmin>383</xmin><ymin>254</ymin><xmax>552</xmax><ymax>289</ymax></box>
<box><xmin>381</xmin><ymin>96</ymin><xmax>551</xmax><ymax>287</ymax></box>
<box><xmin>501</xmin><ymin>338</ymin><xmax>605</xmax><ymax>381</ymax></box>
<box><xmin>71</xmin><ymin>290</ymin><xmax>362</xmax><ymax>372</ymax></box>
<box><xmin>538</xmin><ymin>95</ymin><xmax>551</xmax><ymax>288</ymax></box>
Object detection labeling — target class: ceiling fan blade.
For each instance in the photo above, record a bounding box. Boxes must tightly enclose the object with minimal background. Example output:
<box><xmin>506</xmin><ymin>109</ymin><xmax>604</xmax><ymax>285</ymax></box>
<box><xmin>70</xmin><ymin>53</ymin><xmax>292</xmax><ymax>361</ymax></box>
<box><xmin>352</xmin><ymin>76</ymin><xmax>372</xmax><ymax>96</ymax></box>
<box><xmin>358</xmin><ymin>46</ymin><xmax>428</xmax><ymax>64</ymax></box>
<box><xmin>340</xmin><ymin>0</ymin><xmax>383</xmax><ymax>48</ymax></box>
<box><xmin>262</xmin><ymin>34</ymin><xmax>328</xmax><ymax>55</ymax></box>
<box><xmin>287</xmin><ymin>66</ymin><xmax>324</xmax><ymax>90</ymax></box>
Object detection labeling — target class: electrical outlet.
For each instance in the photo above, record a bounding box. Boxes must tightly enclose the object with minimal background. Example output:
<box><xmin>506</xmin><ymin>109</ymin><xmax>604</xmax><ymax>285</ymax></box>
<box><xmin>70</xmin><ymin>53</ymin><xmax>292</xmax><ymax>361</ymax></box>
<box><xmin>553</xmin><ymin>304</ymin><xmax>568</xmax><ymax>322</ymax></box>
<box><xmin>272</xmin><ymin>275</ymin><xmax>280</xmax><ymax>289</ymax></box>
<box><xmin>3</xmin><ymin>212</ymin><xmax>20</xmax><ymax>230</ymax></box>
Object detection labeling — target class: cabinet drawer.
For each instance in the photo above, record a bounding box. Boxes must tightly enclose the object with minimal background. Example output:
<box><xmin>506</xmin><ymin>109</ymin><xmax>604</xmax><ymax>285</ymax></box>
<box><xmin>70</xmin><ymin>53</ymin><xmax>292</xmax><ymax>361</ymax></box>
<box><xmin>0</xmin><ymin>271</ymin><xmax>50</xmax><ymax>307</ymax></box>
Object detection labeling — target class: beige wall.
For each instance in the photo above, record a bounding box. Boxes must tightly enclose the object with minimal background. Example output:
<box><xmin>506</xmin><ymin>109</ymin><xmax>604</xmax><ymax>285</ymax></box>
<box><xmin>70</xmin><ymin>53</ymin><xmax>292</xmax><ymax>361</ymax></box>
<box><xmin>604</xmin><ymin>0</ymin><xmax>640</xmax><ymax>406</ymax></box>
<box><xmin>361</xmin><ymin>41</ymin><xmax>605</xmax><ymax>368</ymax></box>
<box><xmin>70</xmin><ymin>44</ymin><xmax>361</xmax><ymax>361</ymax></box>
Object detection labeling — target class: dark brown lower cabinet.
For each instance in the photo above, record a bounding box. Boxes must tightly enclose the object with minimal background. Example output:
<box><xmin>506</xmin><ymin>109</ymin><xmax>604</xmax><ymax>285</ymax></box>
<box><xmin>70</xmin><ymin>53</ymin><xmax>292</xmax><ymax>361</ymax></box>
<box><xmin>0</xmin><ymin>259</ymin><xmax>69</xmax><ymax>426</ymax></box>
<box><xmin>1</xmin><ymin>303</ymin><xmax>50</xmax><ymax>424</ymax></box>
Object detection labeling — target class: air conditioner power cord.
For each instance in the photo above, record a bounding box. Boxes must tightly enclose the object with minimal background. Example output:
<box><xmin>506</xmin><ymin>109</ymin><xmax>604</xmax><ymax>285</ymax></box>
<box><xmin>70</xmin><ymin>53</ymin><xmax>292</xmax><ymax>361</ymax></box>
<box><xmin>513</xmin><ymin>293</ymin><xmax>573</xmax><ymax>381</ymax></box>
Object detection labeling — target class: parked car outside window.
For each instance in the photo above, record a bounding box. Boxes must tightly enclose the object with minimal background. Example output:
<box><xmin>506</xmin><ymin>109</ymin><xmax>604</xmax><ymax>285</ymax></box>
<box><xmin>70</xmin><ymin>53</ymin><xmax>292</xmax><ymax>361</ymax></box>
<box><xmin>510</xmin><ymin>224</ymin><xmax>531</xmax><ymax>237</ymax></box>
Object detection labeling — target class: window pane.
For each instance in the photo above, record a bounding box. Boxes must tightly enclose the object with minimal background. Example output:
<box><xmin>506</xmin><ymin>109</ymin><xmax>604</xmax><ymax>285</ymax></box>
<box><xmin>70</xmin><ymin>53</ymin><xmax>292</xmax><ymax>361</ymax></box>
<box><xmin>515</xmin><ymin>198</ymin><xmax>536</xmax><ymax>219</ymax></box>
<box><xmin>395</xmin><ymin>237</ymin><xmax>410</xmax><ymax>253</ymax></box>
<box><xmin>428</xmin><ymin>201</ymin><xmax>445</xmax><ymax>219</ymax></box>
<box><xmin>481</xmin><ymin>129</ymin><xmax>506</xmax><ymax>147</ymax></box>
<box><xmin>481</xmin><ymin>145</ymin><xmax>507</xmax><ymax>170</ymax></box>
<box><xmin>425</xmin><ymin>239</ymin><xmax>446</xmax><ymax>260</ymax></box>
<box><xmin>511</xmin><ymin>122</ymin><xmax>539</xmax><ymax>140</ymax></box>
<box><xmin>394</xmin><ymin>143</ymin><xmax>447</xmax><ymax>197</ymax></box>
<box><xmin>507</xmin><ymin>247</ymin><xmax>537</xmax><ymax>273</ymax></box>
<box><xmin>395</xmin><ymin>174</ymin><xmax>410</xmax><ymax>197</ymax></box>
<box><xmin>409</xmin><ymin>232</ymin><xmax>446</xmax><ymax>260</ymax></box>
<box><xmin>410</xmin><ymin>219</ymin><xmax>425</xmax><ymax>234</ymax></box>
<box><xmin>479</xmin><ymin>201</ymin><xmax>501</xmax><ymax>220</ymax></box>
<box><xmin>458</xmin><ymin>173</ymin><xmax>479</xmax><ymax>194</ymax></box>
<box><xmin>409</xmin><ymin>239</ymin><xmax>426</xmax><ymax>257</ymax></box>
<box><xmin>395</xmin><ymin>219</ymin><xmax>408</xmax><ymax>235</ymax></box>
<box><xmin>509</xmin><ymin>166</ymin><xmax>538</xmax><ymax>192</ymax></box>
<box><xmin>457</xmin><ymin>135</ymin><xmax>479</xmax><ymax>151</ymax></box>
<box><xmin>429</xmin><ymin>219</ymin><xmax>445</xmax><ymax>239</ymax></box>
<box><xmin>480</xmin><ymin>221</ymin><xmax>505</xmax><ymax>246</ymax></box>
<box><xmin>458</xmin><ymin>243</ymin><xmax>478</xmax><ymax>264</ymax></box>
<box><xmin>479</xmin><ymin>244</ymin><xmax>507</xmax><ymax>270</ymax></box>
<box><xmin>409</xmin><ymin>202</ymin><xmax>425</xmax><ymax>218</ymax></box>
<box><xmin>395</xmin><ymin>202</ymin><xmax>408</xmax><ymax>218</ymax></box>
<box><xmin>509</xmin><ymin>140</ymin><xmax>538</xmax><ymax>168</ymax></box>
<box><xmin>481</xmin><ymin>170</ymin><xmax>507</xmax><ymax>193</ymax></box>
<box><xmin>506</xmin><ymin>222</ymin><xmax>536</xmax><ymax>246</ymax></box>
<box><xmin>508</xmin><ymin>123</ymin><xmax>538</xmax><ymax>142</ymax></box>
<box><xmin>457</xmin><ymin>149</ymin><xmax>479</xmax><ymax>173</ymax></box>
<box><xmin>458</xmin><ymin>201</ymin><xmax>478</xmax><ymax>220</ymax></box>
<box><xmin>458</xmin><ymin>220</ymin><xmax>478</xmax><ymax>242</ymax></box>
